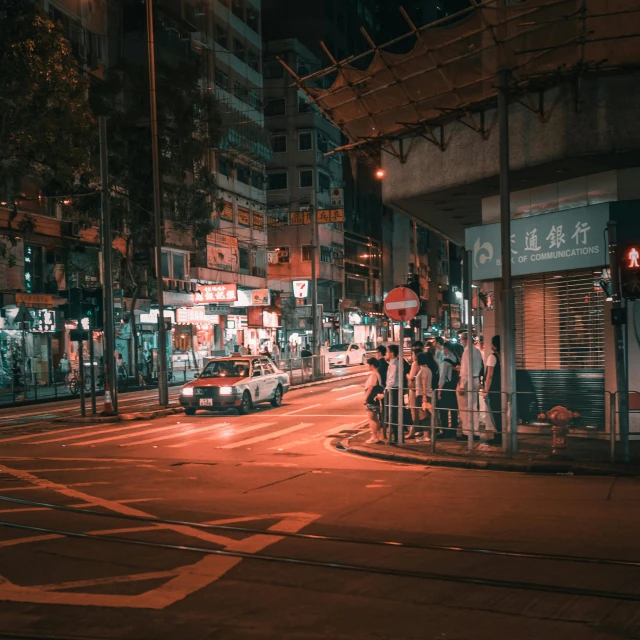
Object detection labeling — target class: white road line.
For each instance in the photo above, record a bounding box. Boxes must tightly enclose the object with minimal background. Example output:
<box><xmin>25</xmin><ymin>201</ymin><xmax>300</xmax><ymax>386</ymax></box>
<box><xmin>330</xmin><ymin>385</ymin><xmax>359</xmax><ymax>392</ymax></box>
<box><xmin>280</xmin><ymin>404</ymin><xmax>321</xmax><ymax>415</ymax></box>
<box><xmin>120</xmin><ymin>422</ymin><xmax>229</xmax><ymax>446</ymax></box>
<box><xmin>269</xmin><ymin>423</ymin><xmax>356</xmax><ymax>450</ymax></box>
<box><xmin>336</xmin><ymin>392</ymin><xmax>362</xmax><ymax>401</ymax></box>
<box><xmin>220</xmin><ymin>422</ymin><xmax>313</xmax><ymax>449</ymax></box>
<box><xmin>27</xmin><ymin>422</ymin><xmax>152</xmax><ymax>445</ymax></box>
<box><xmin>69</xmin><ymin>423</ymin><xmax>183</xmax><ymax>446</ymax></box>
<box><xmin>167</xmin><ymin>421</ymin><xmax>276</xmax><ymax>448</ymax></box>
<box><xmin>0</xmin><ymin>422</ymin><xmax>120</xmax><ymax>444</ymax></box>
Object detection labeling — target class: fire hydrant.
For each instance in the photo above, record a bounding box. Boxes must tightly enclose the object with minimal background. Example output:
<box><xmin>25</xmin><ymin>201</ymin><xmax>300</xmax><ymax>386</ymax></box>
<box><xmin>538</xmin><ymin>406</ymin><xmax>580</xmax><ymax>456</ymax></box>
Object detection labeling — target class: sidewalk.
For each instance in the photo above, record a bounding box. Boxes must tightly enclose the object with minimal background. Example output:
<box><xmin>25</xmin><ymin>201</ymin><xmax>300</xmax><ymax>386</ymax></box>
<box><xmin>340</xmin><ymin>430</ymin><xmax>640</xmax><ymax>476</ymax></box>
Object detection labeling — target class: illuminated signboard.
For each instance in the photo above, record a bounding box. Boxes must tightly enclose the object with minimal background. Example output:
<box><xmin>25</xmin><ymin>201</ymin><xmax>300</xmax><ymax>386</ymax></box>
<box><xmin>292</xmin><ymin>280</ymin><xmax>309</xmax><ymax>299</ymax></box>
<box><xmin>194</xmin><ymin>283</ymin><xmax>238</xmax><ymax>304</ymax></box>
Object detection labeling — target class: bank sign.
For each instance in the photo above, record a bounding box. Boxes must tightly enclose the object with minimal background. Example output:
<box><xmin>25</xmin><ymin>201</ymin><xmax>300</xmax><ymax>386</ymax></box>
<box><xmin>465</xmin><ymin>204</ymin><xmax>610</xmax><ymax>280</ymax></box>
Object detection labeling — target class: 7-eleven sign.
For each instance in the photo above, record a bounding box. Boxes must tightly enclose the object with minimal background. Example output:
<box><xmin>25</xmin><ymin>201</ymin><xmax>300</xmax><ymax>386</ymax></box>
<box><xmin>292</xmin><ymin>280</ymin><xmax>309</xmax><ymax>299</ymax></box>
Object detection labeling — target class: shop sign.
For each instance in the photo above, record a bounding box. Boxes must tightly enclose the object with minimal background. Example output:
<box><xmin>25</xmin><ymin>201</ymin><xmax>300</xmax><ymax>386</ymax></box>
<box><xmin>465</xmin><ymin>203</ymin><xmax>610</xmax><ymax>280</ymax></box>
<box><xmin>139</xmin><ymin>309</ymin><xmax>175</xmax><ymax>324</ymax></box>
<box><xmin>16</xmin><ymin>293</ymin><xmax>54</xmax><ymax>308</ymax></box>
<box><xmin>206</xmin><ymin>233</ymin><xmax>239</xmax><ymax>272</ymax></box>
<box><xmin>176</xmin><ymin>307</ymin><xmax>220</xmax><ymax>324</ymax></box>
<box><xmin>331</xmin><ymin>188</ymin><xmax>344</xmax><ymax>207</ymax></box>
<box><xmin>238</xmin><ymin>208</ymin><xmax>250</xmax><ymax>226</ymax></box>
<box><xmin>292</xmin><ymin>280</ymin><xmax>309</xmax><ymax>298</ymax></box>
<box><xmin>348</xmin><ymin>312</ymin><xmax>363</xmax><ymax>325</ymax></box>
<box><xmin>263</xmin><ymin>311</ymin><xmax>279</xmax><ymax>328</ymax></box>
<box><xmin>32</xmin><ymin>310</ymin><xmax>56</xmax><ymax>333</ymax></box>
<box><xmin>163</xmin><ymin>291</ymin><xmax>194</xmax><ymax>307</ymax></box>
<box><xmin>247</xmin><ymin>307</ymin><xmax>263</xmax><ymax>327</ymax></box>
<box><xmin>317</xmin><ymin>208</ymin><xmax>344</xmax><ymax>224</ymax></box>
<box><xmin>195</xmin><ymin>283</ymin><xmax>237</xmax><ymax>304</ymax></box>
<box><xmin>253</xmin><ymin>212</ymin><xmax>264</xmax><ymax>230</ymax></box>
<box><xmin>220</xmin><ymin>203</ymin><xmax>234</xmax><ymax>221</ymax></box>
<box><xmin>250</xmin><ymin>289</ymin><xmax>270</xmax><ymax>306</ymax></box>
<box><xmin>206</xmin><ymin>304</ymin><xmax>232</xmax><ymax>315</ymax></box>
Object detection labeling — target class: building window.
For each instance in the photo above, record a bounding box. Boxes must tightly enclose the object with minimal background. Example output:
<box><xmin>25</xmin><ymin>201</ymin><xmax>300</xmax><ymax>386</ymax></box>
<box><xmin>317</xmin><ymin>133</ymin><xmax>328</xmax><ymax>153</ymax></box>
<box><xmin>237</xmin><ymin>164</ymin><xmax>251</xmax><ymax>185</ymax></box>
<box><xmin>239</xmin><ymin>246</ymin><xmax>250</xmax><ymax>272</ymax></box>
<box><xmin>232</xmin><ymin>0</ymin><xmax>244</xmax><ymax>20</ymax></box>
<box><xmin>298</xmin><ymin>97</ymin><xmax>312</xmax><ymax>113</ymax></box>
<box><xmin>215</xmin><ymin>68</ymin><xmax>228</xmax><ymax>90</ymax></box>
<box><xmin>246</xmin><ymin>7</ymin><xmax>260</xmax><ymax>33</ymax></box>
<box><xmin>301</xmin><ymin>245</ymin><xmax>312</xmax><ymax>261</ymax></box>
<box><xmin>233</xmin><ymin>38</ymin><xmax>245</xmax><ymax>62</ymax></box>
<box><xmin>318</xmin><ymin>171</ymin><xmax>330</xmax><ymax>191</ymax></box>
<box><xmin>247</xmin><ymin>49</ymin><xmax>259</xmax><ymax>72</ymax></box>
<box><xmin>332</xmin><ymin>244</ymin><xmax>344</xmax><ymax>266</ymax></box>
<box><xmin>218</xmin><ymin>155</ymin><xmax>231</xmax><ymax>177</ymax></box>
<box><xmin>251</xmin><ymin>171</ymin><xmax>264</xmax><ymax>190</ymax></box>
<box><xmin>249</xmin><ymin>89</ymin><xmax>261</xmax><ymax>110</ymax></box>
<box><xmin>298</xmin><ymin>131</ymin><xmax>313</xmax><ymax>151</ymax></box>
<box><xmin>297</xmin><ymin>60</ymin><xmax>311</xmax><ymax>76</ymax></box>
<box><xmin>271</xmin><ymin>134</ymin><xmax>286</xmax><ymax>153</ymax></box>
<box><xmin>299</xmin><ymin>169</ymin><xmax>313</xmax><ymax>188</ymax></box>
<box><xmin>215</xmin><ymin>24</ymin><xmax>228</xmax><ymax>49</ymax></box>
<box><xmin>162</xmin><ymin>249</ymin><xmax>188</xmax><ymax>280</ymax></box>
<box><xmin>267</xmin><ymin>172</ymin><xmax>288</xmax><ymax>190</ymax></box>
<box><xmin>265</xmin><ymin>98</ymin><xmax>286</xmax><ymax>116</ymax></box>
<box><xmin>233</xmin><ymin>80</ymin><xmax>247</xmax><ymax>100</ymax></box>
<box><xmin>320</xmin><ymin>245</ymin><xmax>332</xmax><ymax>262</ymax></box>
<box><xmin>264</xmin><ymin>60</ymin><xmax>284</xmax><ymax>79</ymax></box>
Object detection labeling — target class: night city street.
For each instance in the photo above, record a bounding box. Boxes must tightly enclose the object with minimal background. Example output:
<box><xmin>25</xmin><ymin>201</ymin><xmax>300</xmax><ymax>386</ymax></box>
<box><xmin>3</xmin><ymin>0</ymin><xmax>640</xmax><ymax>637</ymax></box>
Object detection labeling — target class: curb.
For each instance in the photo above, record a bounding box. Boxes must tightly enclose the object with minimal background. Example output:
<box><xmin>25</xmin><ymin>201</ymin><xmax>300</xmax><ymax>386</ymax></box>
<box><xmin>338</xmin><ymin>435</ymin><xmax>640</xmax><ymax>477</ymax></box>
<box><xmin>54</xmin><ymin>407</ymin><xmax>183</xmax><ymax>424</ymax></box>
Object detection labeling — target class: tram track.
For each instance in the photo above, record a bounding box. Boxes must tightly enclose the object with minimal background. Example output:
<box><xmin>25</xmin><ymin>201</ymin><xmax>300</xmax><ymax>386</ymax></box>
<box><xmin>1</xmin><ymin>494</ymin><xmax>640</xmax><ymax>604</ymax></box>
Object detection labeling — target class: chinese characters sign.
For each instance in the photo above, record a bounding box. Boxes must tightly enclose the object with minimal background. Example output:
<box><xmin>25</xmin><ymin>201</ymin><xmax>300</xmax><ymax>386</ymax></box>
<box><xmin>465</xmin><ymin>204</ymin><xmax>610</xmax><ymax>280</ymax></box>
<box><xmin>238</xmin><ymin>208</ymin><xmax>250</xmax><ymax>226</ymax></box>
<box><xmin>194</xmin><ymin>283</ymin><xmax>238</xmax><ymax>304</ymax></box>
<box><xmin>289</xmin><ymin>209</ymin><xmax>344</xmax><ymax>225</ymax></box>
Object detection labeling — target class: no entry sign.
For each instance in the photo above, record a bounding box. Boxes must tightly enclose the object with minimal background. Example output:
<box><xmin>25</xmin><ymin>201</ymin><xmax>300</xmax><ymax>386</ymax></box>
<box><xmin>384</xmin><ymin>286</ymin><xmax>420</xmax><ymax>322</ymax></box>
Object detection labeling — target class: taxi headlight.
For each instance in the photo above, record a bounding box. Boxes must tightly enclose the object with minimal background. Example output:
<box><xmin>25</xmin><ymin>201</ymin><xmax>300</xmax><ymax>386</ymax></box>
<box><xmin>181</xmin><ymin>387</ymin><xmax>194</xmax><ymax>397</ymax></box>
<box><xmin>220</xmin><ymin>386</ymin><xmax>235</xmax><ymax>395</ymax></box>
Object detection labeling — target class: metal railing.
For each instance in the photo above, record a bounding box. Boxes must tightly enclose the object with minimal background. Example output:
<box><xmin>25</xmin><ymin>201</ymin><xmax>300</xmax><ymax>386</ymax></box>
<box><xmin>372</xmin><ymin>387</ymin><xmax>640</xmax><ymax>465</ymax></box>
<box><xmin>274</xmin><ymin>355</ymin><xmax>325</xmax><ymax>385</ymax></box>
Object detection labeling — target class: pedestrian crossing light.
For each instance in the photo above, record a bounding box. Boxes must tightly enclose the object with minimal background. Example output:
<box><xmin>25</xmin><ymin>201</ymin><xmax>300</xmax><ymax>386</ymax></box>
<box><xmin>620</xmin><ymin>244</ymin><xmax>640</xmax><ymax>300</ymax></box>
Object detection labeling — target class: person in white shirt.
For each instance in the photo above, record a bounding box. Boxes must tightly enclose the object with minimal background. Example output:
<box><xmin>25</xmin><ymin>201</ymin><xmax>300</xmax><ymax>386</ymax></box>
<box><xmin>457</xmin><ymin>332</ymin><xmax>483</xmax><ymax>436</ymax></box>
<box><xmin>364</xmin><ymin>358</ymin><xmax>384</xmax><ymax>444</ymax></box>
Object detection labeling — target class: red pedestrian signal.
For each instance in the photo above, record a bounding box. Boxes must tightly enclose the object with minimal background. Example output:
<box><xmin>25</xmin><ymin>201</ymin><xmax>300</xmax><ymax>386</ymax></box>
<box><xmin>620</xmin><ymin>244</ymin><xmax>640</xmax><ymax>299</ymax></box>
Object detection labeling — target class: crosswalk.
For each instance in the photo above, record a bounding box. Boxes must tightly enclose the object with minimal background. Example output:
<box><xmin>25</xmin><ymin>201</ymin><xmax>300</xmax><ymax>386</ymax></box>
<box><xmin>0</xmin><ymin>415</ymin><xmax>365</xmax><ymax>453</ymax></box>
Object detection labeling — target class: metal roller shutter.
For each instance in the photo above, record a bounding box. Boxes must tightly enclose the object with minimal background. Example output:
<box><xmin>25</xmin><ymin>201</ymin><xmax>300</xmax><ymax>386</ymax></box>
<box><xmin>514</xmin><ymin>270</ymin><xmax>605</xmax><ymax>428</ymax></box>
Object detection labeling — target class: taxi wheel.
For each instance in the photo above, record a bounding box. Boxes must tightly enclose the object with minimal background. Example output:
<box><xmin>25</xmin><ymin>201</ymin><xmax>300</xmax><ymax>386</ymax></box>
<box><xmin>271</xmin><ymin>385</ymin><xmax>283</xmax><ymax>407</ymax></box>
<box><xmin>238</xmin><ymin>391</ymin><xmax>252</xmax><ymax>415</ymax></box>
<box><xmin>184</xmin><ymin>408</ymin><xmax>196</xmax><ymax>416</ymax></box>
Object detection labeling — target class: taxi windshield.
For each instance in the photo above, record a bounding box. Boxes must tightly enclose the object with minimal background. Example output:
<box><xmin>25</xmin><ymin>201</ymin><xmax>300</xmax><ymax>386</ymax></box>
<box><xmin>328</xmin><ymin>344</ymin><xmax>349</xmax><ymax>352</ymax></box>
<box><xmin>200</xmin><ymin>360</ymin><xmax>249</xmax><ymax>379</ymax></box>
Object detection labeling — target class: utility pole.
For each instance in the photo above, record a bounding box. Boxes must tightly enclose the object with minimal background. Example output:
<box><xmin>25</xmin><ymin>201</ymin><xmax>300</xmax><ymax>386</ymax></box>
<box><xmin>146</xmin><ymin>0</ymin><xmax>169</xmax><ymax>406</ymax></box>
<box><xmin>498</xmin><ymin>69</ymin><xmax>517</xmax><ymax>455</ymax></box>
<box><xmin>99</xmin><ymin>115</ymin><xmax>117</xmax><ymax>413</ymax></box>
<box><xmin>608</xmin><ymin>220</ymin><xmax>630</xmax><ymax>462</ymax></box>
<box><xmin>310</xmin><ymin>204</ymin><xmax>319</xmax><ymax>355</ymax></box>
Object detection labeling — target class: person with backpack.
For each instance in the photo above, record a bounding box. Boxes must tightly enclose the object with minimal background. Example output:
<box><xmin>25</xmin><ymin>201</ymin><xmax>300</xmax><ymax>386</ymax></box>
<box><xmin>437</xmin><ymin>341</ymin><xmax>459</xmax><ymax>439</ymax></box>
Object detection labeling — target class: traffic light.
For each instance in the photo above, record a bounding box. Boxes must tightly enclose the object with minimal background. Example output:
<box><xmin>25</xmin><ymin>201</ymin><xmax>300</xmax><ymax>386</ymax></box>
<box><xmin>77</xmin><ymin>288</ymin><xmax>103</xmax><ymax>329</ymax></box>
<box><xmin>620</xmin><ymin>244</ymin><xmax>640</xmax><ymax>300</ymax></box>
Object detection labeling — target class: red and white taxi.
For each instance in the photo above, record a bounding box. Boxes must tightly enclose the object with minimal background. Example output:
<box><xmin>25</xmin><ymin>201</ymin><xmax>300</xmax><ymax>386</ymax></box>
<box><xmin>179</xmin><ymin>357</ymin><xmax>290</xmax><ymax>415</ymax></box>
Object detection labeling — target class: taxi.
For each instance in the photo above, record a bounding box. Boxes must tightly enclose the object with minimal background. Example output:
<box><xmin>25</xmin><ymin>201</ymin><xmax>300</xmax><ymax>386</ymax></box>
<box><xmin>179</xmin><ymin>356</ymin><xmax>290</xmax><ymax>415</ymax></box>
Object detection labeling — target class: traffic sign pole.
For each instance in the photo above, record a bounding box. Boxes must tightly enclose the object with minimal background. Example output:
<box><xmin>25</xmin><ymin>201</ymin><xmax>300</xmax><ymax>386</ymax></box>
<box><xmin>397</xmin><ymin>322</ymin><xmax>404</xmax><ymax>445</ymax></box>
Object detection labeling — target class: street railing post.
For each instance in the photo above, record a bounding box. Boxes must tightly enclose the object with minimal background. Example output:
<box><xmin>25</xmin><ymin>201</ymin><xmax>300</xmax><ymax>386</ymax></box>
<box><xmin>397</xmin><ymin>331</ymin><xmax>405</xmax><ymax>445</ymax></box>
<box><xmin>431</xmin><ymin>392</ymin><xmax>436</xmax><ymax>453</ymax></box>
<box><xmin>610</xmin><ymin>391</ymin><xmax>616</xmax><ymax>463</ymax></box>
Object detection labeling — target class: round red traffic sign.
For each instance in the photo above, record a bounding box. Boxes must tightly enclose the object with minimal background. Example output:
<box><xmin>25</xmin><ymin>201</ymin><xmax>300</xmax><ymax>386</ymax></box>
<box><xmin>383</xmin><ymin>286</ymin><xmax>420</xmax><ymax>322</ymax></box>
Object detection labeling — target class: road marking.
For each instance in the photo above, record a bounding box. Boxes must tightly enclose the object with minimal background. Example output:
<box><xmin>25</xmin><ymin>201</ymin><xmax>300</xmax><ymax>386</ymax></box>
<box><xmin>269</xmin><ymin>423</ymin><xmax>356</xmax><ymax>450</ymax></box>
<box><xmin>220</xmin><ymin>422</ymin><xmax>313</xmax><ymax>449</ymax></box>
<box><xmin>280</xmin><ymin>404</ymin><xmax>321</xmax><ymax>415</ymax></box>
<box><xmin>69</xmin><ymin>423</ymin><xmax>183</xmax><ymax>446</ymax></box>
<box><xmin>330</xmin><ymin>385</ymin><xmax>359</xmax><ymax>392</ymax></box>
<box><xmin>23</xmin><ymin>466</ymin><xmax>115</xmax><ymax>472</ymax></box>
<box><xmin>336</xmin><ymin>392</ymin><xmax>362</xmax><ymax>401</ymax></box>
<box><xmin>120</xmin><ymin>422</ymin><xmax>229</xmax><ymax>446</ymax></box>
<box><xmin>0</xmin><ymin>422</ymin><xmax>121</xmax><ymax>444</ymax></box>
<box><xmin>167</xmin><ymin>421</ymin><xmax>276</xmax><ymax>448</ymax></box>
<box><xmin>26</xmin><ymin>422</ymin><xmax>152</xmax><ymax>445</ymax></box>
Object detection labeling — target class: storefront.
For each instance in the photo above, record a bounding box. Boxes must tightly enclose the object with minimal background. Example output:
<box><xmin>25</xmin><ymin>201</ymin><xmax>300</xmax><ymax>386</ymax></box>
<box><xmin>173</xmin><ymin>306</ymin><xmax>220</xmax><ymax>369</ymax></box>
<box><xmin>467</xmin><ymin>203</ymin><xmax>610</xmax><ymax>429</ymax></box>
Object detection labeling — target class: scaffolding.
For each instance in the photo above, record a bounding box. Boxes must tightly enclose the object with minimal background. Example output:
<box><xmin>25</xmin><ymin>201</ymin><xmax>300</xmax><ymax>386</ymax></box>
<box><xmin>284</xmin><ymin>0</ymin><xmax>640</xmax><ymax>157</ymax></box>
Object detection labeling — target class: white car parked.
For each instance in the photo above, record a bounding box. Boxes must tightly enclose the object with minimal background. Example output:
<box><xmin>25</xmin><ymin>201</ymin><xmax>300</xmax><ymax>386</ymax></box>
<box><xmin>326</xmin><ymin>343</ymin><xmax>368</xmax><ymax>367</ymax></box>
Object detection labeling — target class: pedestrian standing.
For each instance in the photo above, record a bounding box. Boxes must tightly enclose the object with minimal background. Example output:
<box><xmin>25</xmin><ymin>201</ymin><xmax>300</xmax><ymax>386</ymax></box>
<box><xmin>137</xmin><ymin>345</ymin><xmax>147</xmax><ymax>389</ymax></box>
<box><xmin>414</xmin><ymin>352</ymin><xmax>433</xmax><ymax>441</ymax></box>
<box><xmin>59</xmin><ymin>352</ymin><xmax>70</xmax><ymax>386</ymax></box>
<box><xmin>457</xmin><ymin>332</ymin><xmax>483</xmax><ymax>438</ymax></box>
<box><xmin>482</xmin><ymin>335</ymin><xmax>502</xmax><ymax>446</ymax></box>
<box><xmin>364</xmin><ymin>358</ymin><xmax>384</xmax><ymax>444</ymax></box>
<box><xmin>375</xmin><ymin>345</ymin><xmax>388</xmax><ymax>386</ymax></box>
<box><xmin>434</xmin><ymin>336</ymin><xmax>445</xmax><ymax>365</ymax></box>
<box><xmin>381</xmin><ymin>345</ymin><xmax>401</xmax><ymax>443</ymax></box>
<box><xmin>437</xmin><ymin>342</ymin><xmax>459</xmax><ymax>438</ymax></box>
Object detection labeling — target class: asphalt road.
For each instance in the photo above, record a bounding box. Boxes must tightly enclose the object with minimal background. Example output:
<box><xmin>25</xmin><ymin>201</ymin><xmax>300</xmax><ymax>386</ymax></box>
<box><xmin>1</xmin><ymin>376</ymin><xmax>640</xmax><ymax>639</ymax></box>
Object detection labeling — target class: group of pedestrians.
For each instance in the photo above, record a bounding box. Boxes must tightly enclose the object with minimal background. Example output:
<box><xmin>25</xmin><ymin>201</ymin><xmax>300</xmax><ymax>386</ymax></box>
<box><xmin>363</xmin><ymin>333</ymin><xmax>503</xmax><ymax>446</ymax></box>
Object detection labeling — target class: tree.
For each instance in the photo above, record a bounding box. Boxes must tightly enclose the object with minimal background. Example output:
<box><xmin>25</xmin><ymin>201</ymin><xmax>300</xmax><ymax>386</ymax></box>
<box><xmin>0</xmin><ymin>0</ymin><xmax>95</xmax><ymax>261</ymax></box>
<box><xmin>89</xmin><ymin>17</ymin><xmax>223</xmax><ymax>371</ymax></box>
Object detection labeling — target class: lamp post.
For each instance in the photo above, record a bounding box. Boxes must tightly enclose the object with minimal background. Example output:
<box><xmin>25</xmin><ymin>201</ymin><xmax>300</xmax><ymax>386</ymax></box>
<box><xmin>145</xmin><ymin>0</ymin><xmax>169</xmax><ymax>406</ymax></box>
